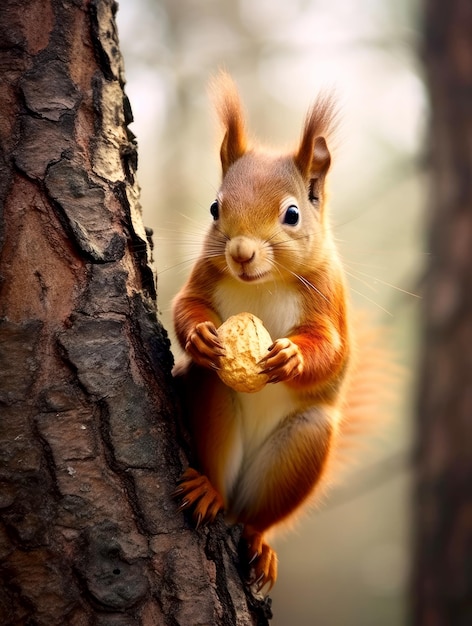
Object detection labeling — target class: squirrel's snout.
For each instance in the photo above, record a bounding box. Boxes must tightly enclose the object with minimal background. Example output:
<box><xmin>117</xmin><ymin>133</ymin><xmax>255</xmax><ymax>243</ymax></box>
<box><xmin>228</xmin><ymin>237</ymin><xmax>257</xmax><ymax>265</ymax></box>
<box><xmin>225</xmin><ymin>236</ymin><xmax>272</xmax><ymax>283</ymax></box>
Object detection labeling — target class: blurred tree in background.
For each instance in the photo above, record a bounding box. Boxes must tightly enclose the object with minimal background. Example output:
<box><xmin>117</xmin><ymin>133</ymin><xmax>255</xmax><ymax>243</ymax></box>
<box><xmin>413</xmin><ymin>0</ymin><xmax>472</xmax><ymax>624</ymax></box>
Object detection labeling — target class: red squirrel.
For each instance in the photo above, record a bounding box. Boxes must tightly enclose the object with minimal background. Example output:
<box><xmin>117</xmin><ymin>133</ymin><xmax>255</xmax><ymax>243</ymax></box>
<box><xmin>172</xmin><ymin>72</ymin><xmax>359</xmax><ymax>591</ymax></box>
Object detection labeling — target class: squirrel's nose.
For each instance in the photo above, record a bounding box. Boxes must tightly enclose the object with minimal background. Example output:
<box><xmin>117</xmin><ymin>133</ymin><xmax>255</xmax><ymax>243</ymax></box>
<box><xmin>228</xmin><ymin>237</ymin><xmax>256</xmax><ymax>264</ymax></box>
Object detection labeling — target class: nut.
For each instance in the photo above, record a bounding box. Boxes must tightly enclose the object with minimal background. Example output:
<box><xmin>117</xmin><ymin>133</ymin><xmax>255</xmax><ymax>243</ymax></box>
<box><xmin>217</xmin><ymin>313</ymin><xmax>272</xmax><ymax>393</ymax></box>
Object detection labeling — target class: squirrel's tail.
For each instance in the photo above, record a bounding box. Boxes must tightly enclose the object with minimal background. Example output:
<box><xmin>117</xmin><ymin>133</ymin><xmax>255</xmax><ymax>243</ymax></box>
<box><xmin>328</xmin><ymin>310</ymin><xmax>402</xmax><ymax>482</ymax></box>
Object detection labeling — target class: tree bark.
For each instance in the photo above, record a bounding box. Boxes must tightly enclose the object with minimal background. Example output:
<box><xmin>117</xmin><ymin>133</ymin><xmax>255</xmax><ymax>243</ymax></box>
<box><xmin>413</xmin><ymin>0</ymin><xmax>472</xmax><ymax>624</ymax></box>
<box><xmin>0</xmin><ymin>1</ymin><xmax>271</xmax><ymax>624</ymax></box>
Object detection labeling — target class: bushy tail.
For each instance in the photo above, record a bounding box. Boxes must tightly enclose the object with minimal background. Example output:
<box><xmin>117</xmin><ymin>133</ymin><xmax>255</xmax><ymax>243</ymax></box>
<box><xmin>329</xmin><ymin>310</ymin><xmax>402</xmax><ymax>483</ymax></box>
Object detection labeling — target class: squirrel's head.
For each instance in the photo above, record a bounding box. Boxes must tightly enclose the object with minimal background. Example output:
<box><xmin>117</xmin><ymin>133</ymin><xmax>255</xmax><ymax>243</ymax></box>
<box><xmin>206</xmin><ymin>72</ymin><xmax>338</xmax><ymax>286</ymax></box>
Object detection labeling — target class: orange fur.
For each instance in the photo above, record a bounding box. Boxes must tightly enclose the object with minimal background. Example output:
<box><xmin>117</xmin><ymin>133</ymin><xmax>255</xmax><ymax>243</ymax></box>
<box><xmin>172</xmin><ymin>72</ymin><xmax>374</xmax><ymax>592</ymax></box>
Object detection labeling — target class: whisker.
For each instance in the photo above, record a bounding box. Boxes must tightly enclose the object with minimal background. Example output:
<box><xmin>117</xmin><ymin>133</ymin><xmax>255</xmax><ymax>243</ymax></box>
<box><xmin>156</xmin><ymin>245</ymin><xmax>225</xmax><ymax>276</ymax></box>
<box><xmin>173</xmin><ymin>211</ymin><xmax>211</xmax><ymax>229</ymax></box>
<box><xmin>272</xmin><ymin>258</ymin><xmax>330</xmax><ymax>303</ymax></box>
<box><xmin>156</xmin><ymin>231</ymin><xmax>205</xmax><ymax>241</ymax></box>
<box><xmin>214</xmin><ymin>225</ymin><xmax>230</xmax><ymax>242</ymax></box>
<box><xmin>295</xmin><ymin>274</ymin><xmax>330</xmax><ymax>303</ymax></box>
<box><xmin>157</xmin><ymin>258</ymin><xmax>197</xmax><ymax>277</ymax></box>
<box><xmin>344</xmin><ymin>269</ymin><xmax>379</xmax><ymax>294</ymax></box>
<box><xmin>347</xmin><ymin>268</ymin><xmax>421</xmax><ymax>299</ymax></box>
<box><xmin>271</xmin><ymin>233</ymin><xmax>312</xmax><ymax>248</ymax></box>
<box><xmin>348</xmin><ymin>286</ymin><xmax>394</xmax><ymax>316</ymax></box>
<box><xmin>276</xmin><ymin>234</ymin><xmax>421</xmax><ymax>302</ymax></box>
<box><xmin>342</xmin><ymin>258</ymin><xmax>389</xmax><ymax>270</ymax></box>
<box><xmin>267</xmin><ymin>258</ymin><xmax>289</xmax><ymax>290</ymax></box>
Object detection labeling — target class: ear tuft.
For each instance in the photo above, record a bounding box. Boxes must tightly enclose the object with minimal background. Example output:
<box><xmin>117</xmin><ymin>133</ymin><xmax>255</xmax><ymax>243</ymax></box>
<box><xmin>209</xmin><ymin>71</ymin><xmax>247</xmax><ymax>175</ymax></box>
<box><xmin>295</xmin><ymin>94</ymin><xmax>337</xmax><ymax>181</ymax></box>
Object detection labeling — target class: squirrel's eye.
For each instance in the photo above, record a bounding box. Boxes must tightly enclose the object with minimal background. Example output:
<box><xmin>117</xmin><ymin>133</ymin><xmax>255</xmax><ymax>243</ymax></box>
<box><xmin>283</xmin><ymin>204</ymin><xmax>299</xmax><ymax>226</ymax></box>
<box><xmin>210</xmin><ymin>200</ymin><xmax>219</xmax><ymax>220</ymax></box>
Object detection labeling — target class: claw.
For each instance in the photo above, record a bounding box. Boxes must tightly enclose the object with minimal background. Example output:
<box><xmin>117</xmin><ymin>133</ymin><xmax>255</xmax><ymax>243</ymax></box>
<box><xmin>254</xmin><ymin>572</ymin><xmax>266</xmax><ymax>591</ymax></box>
<box><xmin>248</xmin><ymin>550</ymin><xmax>259</xmax><ymax>565</ymax></box>
<box><xmin>177</xmin><ymin>498</ymin><xmax>190</xmax><ymax>511</ymax></box>
<box><xmin>208</xmin><ymin>325</ymin><xmax>219</xmax><ymax>338</ymax></box>
<box><xmin>257</xmin><ymin>337</ymin><xmax>303</xmax><ymax>383</ymax></box>
<box><xmin>173</xmin><ymin>467</ymin><xmax>224</xmax><ymax>528</ymax></box>
<box><xmin>185</xmin><ymin>321</ymin><xmax>227</xmax><ymax>369</ymax></box>
<box><xmin>242</xmin><ymin>527</ymin><xmax>278</xmax><ymax>593</ymax></box>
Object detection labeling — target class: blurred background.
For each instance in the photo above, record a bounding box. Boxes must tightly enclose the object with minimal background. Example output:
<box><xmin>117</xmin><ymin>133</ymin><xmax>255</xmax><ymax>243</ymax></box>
<box><xmin>117</xmin><ymin>1</ymin><xmax>425</xmax><ymax>623</ymax></box>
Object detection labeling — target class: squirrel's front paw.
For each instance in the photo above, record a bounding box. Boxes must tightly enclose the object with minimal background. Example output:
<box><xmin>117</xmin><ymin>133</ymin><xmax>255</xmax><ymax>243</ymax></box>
<box><xmin>185</xmin><ymin>321</ymin><xmax>226</xmax><ymax>369</ymax></box>
<box><xmin>259</xmin><ymin>338</ymin><xmax>303</xmax><ymax>383</ymax></box>
<box><xmin>173</xmin><ymin>467</ymin><xmax>224</xmax><ymax>527</ymax></box>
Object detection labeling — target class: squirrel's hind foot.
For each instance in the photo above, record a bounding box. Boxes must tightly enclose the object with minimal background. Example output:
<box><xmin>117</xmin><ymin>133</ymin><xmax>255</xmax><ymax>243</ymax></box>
<box><xmin>242</xmin><ymin>525</ymin><xmax>278</xmax><ymax>593</ymax></box>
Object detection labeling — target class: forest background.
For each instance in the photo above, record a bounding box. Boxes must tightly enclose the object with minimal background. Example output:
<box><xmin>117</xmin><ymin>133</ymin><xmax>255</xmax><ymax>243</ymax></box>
<box><xmin>117</xmin><ymin>1</ymin><xmax>424</xmax><ymax>624</ymax></box>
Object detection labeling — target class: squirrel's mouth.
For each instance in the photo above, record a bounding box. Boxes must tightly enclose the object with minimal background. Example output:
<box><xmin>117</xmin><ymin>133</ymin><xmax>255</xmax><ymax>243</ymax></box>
<box><xmin>237</xmin><ymin>270</ymin><xmax>270</xmax><ymax>283</ymax></box>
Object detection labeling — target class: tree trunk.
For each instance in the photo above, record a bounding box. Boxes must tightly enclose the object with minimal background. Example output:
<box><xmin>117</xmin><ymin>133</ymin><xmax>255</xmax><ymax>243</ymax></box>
<box><xmin>413</xmin><ymin>0</ymin><xmax>472</xmax><ymax>624</ymax></box>
<box><xmin>0</xmin><ymin>1</ymin><xmax>271</xmax><ymax>624</ymax></box>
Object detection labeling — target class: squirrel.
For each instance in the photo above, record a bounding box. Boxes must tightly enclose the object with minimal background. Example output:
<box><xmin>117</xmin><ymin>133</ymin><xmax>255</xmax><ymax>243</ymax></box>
<box><xmin>172</xmin><ymin>72</ymin><xmax>369</xmax><ymax>592</ymax></box>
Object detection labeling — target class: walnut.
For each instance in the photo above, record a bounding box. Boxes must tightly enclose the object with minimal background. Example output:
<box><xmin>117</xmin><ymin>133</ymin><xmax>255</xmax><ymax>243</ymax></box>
<box><xmin>217</xmin><ymin>312</ymin><xmax>272</xmax><ymax>393</ymax></box>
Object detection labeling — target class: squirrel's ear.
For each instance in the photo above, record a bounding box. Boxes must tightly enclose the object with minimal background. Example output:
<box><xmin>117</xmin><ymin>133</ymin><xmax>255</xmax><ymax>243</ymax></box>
<box><xmin>294</xmin><ymin>97</ymin><xmax>335</xmax><ymax>181</ymax></box>
<box><xmin>210</xmin><ymin>71</ymin><xmax>247</xmax><ymax>175</ymax></box>
<box><xmin>295</xmin><ymin>132</ymin><xmax>331</xmax><ymax>181</ymax></box>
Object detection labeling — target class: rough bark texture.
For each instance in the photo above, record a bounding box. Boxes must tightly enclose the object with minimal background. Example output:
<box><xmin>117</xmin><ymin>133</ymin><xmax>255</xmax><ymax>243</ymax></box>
<box><xmin>0</xmin><ymin>1</ymin><xmax>271</xmax><ymax>624</ymax></box>
<box><xmin>413</xmin><ymin>0</ymin><xmax>472</xmax><ymax>624</ymax></box>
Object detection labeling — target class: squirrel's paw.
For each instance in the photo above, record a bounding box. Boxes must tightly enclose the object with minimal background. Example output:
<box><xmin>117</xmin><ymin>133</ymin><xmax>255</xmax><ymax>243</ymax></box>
<box><xmin>185</xmin><ymin>321</ymin><xmax>226</xmax><ymax>370</ymax></box>
<box><xmin>242</xmin><ymin>526</ymin><xmax>278</xmax><ymax>593</ymax></box>
<box><xmin>259</xmin><ymin>338</ymin><xmax>303</xmax><ymax>383</ymax></box>
<box><xmin>173</xmin><ymin>467</ymin><xmax>224</xmax><ymax>527</ymax></box>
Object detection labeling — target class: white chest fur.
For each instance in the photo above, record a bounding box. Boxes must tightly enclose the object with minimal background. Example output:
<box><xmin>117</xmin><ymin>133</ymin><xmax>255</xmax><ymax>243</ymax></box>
<box><xmin>222</xmin><ymin>381</ymin><xmax>299</xmax><ymax>502</ymax></box>
<box><xmin>214</xmin><ymin>280</ymin><xmax>302</xmax><ymax>499</ymax></box>
<box><xmin>214</xmin><ymin>280</ymin><xmax>301</xmax><ymax>339</ymax></box>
